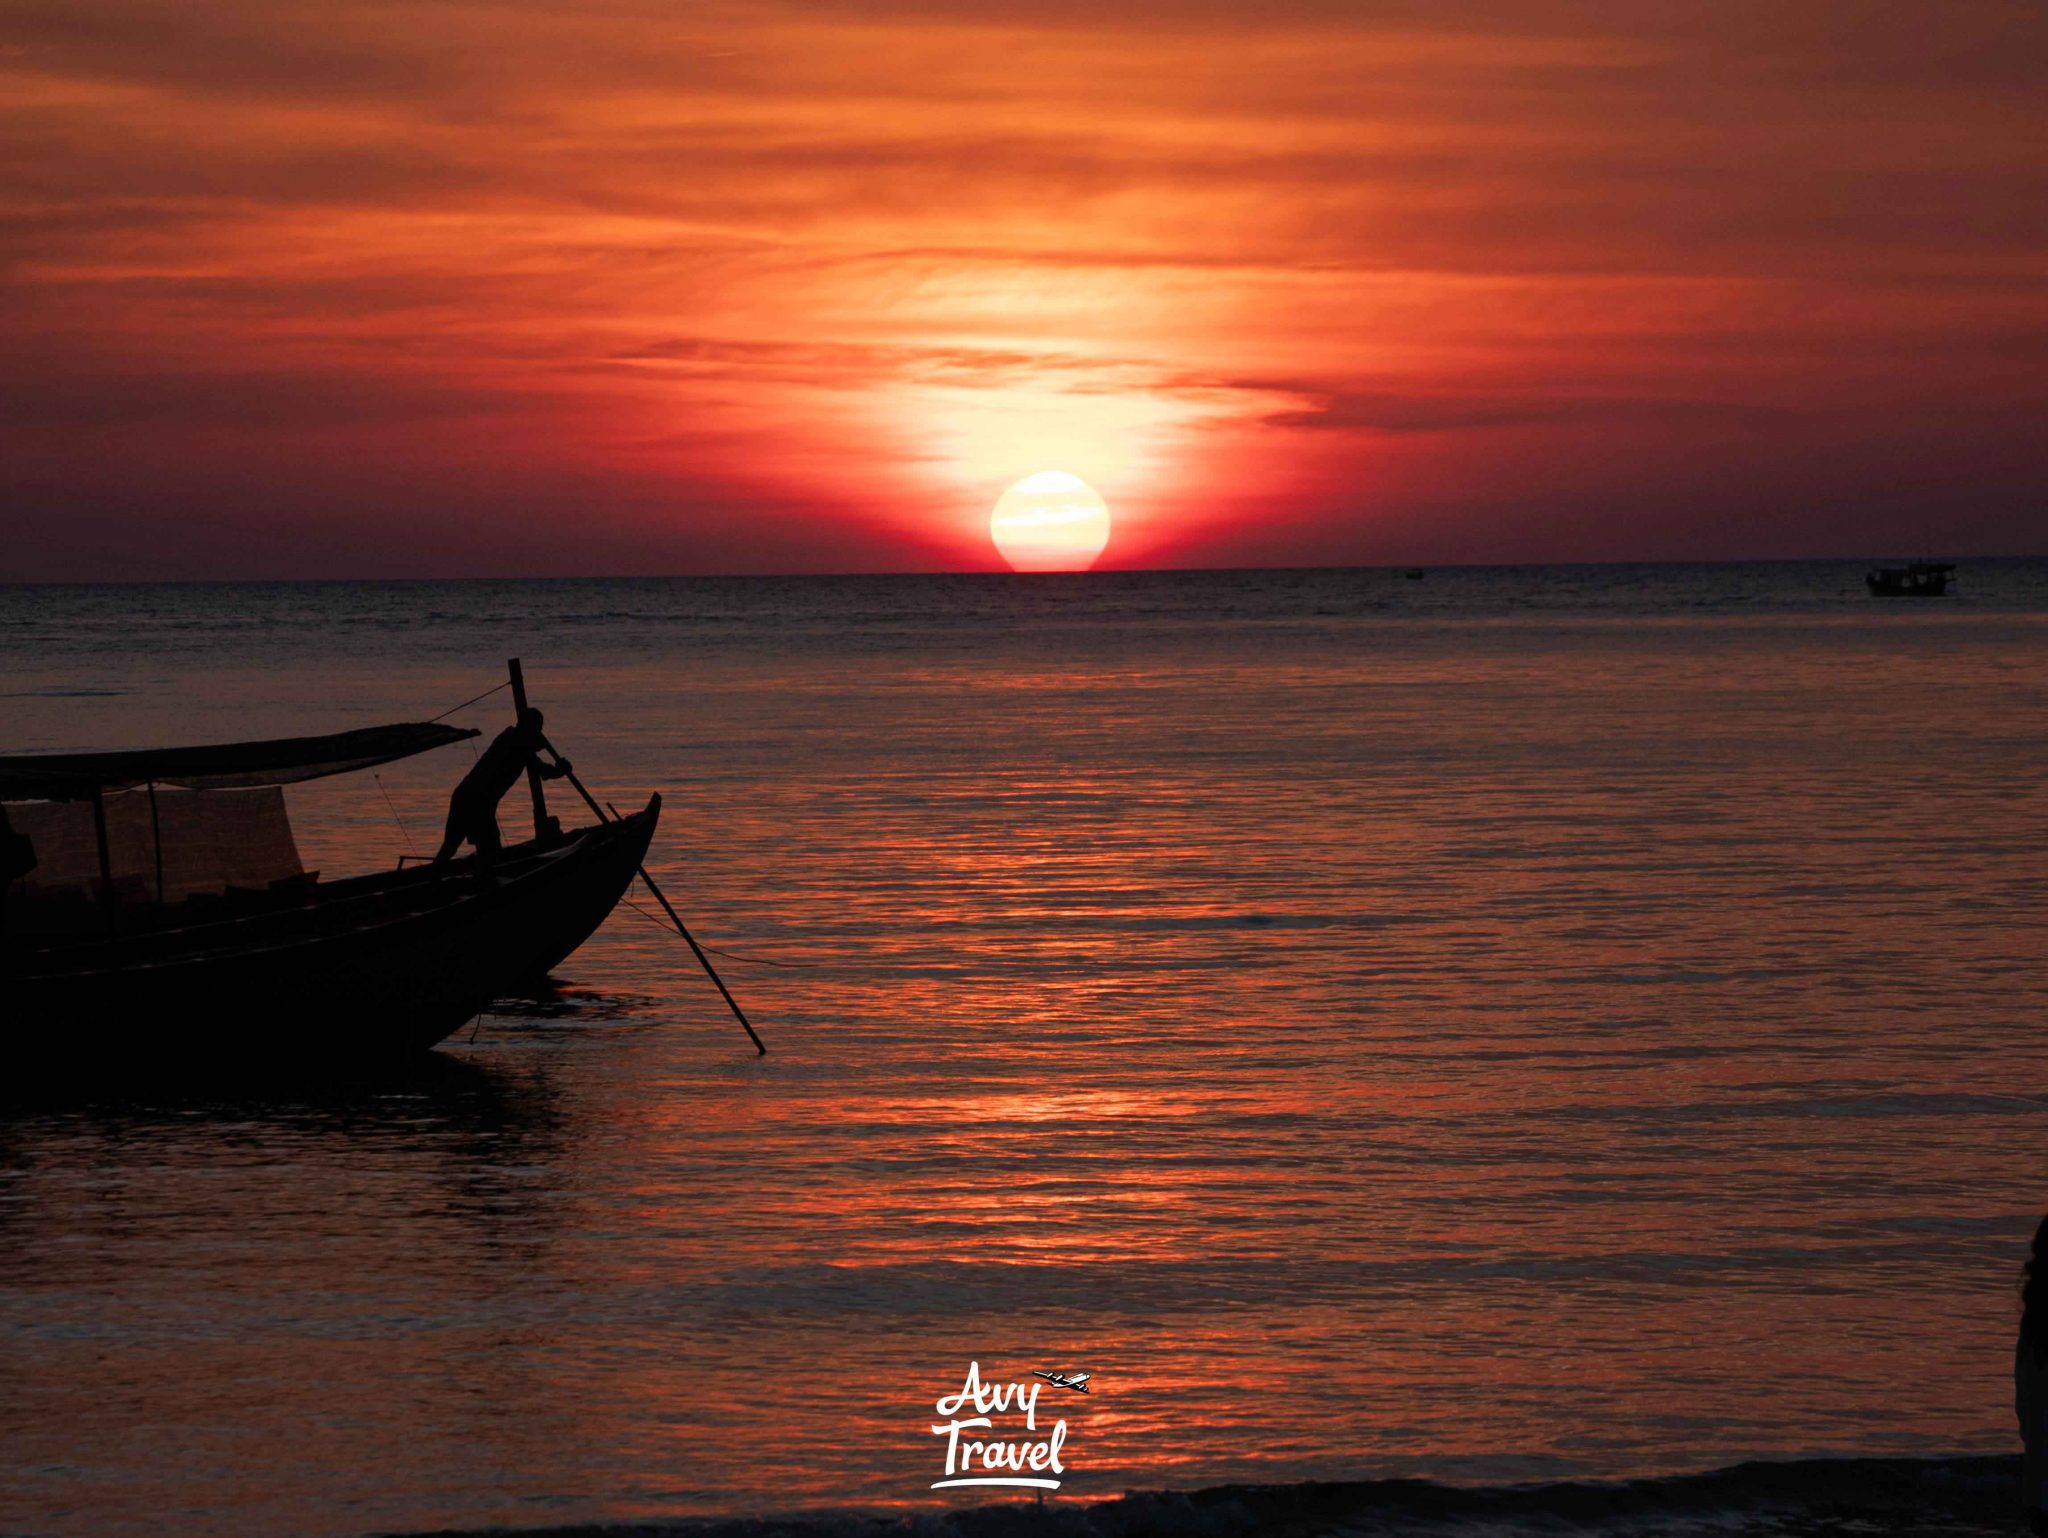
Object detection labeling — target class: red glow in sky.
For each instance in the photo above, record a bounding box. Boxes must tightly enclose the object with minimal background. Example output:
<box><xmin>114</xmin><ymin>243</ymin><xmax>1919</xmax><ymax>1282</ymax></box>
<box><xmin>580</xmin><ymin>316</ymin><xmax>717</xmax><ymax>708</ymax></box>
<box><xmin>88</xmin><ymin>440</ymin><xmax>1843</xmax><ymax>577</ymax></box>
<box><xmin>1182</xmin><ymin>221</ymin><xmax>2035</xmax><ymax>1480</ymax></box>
<box><xmin>1</xmin><ymin>1</ymin><xmax>2045</xmax><ymax>578</ymax></box>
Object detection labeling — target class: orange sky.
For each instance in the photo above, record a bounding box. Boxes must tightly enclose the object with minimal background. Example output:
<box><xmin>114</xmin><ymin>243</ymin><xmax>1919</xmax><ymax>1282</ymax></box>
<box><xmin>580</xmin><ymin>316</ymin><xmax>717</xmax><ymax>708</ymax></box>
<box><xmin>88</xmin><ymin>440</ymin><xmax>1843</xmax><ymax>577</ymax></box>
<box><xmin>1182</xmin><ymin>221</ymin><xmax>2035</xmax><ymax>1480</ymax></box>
<box><xmin>2</xmin><ymin>0</ymin><xmax>2045</xmax><ymax>577</ymax></box>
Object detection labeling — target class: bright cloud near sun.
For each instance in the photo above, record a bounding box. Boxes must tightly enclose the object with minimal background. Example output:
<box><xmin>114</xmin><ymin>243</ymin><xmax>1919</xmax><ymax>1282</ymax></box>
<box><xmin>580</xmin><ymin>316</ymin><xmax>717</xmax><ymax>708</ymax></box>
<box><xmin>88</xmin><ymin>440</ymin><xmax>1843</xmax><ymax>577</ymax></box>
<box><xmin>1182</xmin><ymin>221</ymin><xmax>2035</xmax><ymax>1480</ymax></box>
<box><xmin>860</xmin><ymin>340</ymin><xmax>1303</xmax><ymax>567</ymax></box>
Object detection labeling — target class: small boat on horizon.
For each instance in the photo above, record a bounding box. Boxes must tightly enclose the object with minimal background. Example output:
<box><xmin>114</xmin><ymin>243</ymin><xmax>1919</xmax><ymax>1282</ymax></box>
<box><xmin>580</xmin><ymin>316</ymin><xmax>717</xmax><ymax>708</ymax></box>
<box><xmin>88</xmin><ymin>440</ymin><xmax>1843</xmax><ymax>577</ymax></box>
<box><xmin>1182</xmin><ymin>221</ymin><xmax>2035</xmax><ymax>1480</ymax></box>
<box><xmin>1</xmin><ymin>700</ymin><xmax>658</xmax><ymax>1072</ymax></box>
<box><xmin>1865</xmin><ymin>560</ymin><xmax>1955</xmax><ymax>597</ymax></box>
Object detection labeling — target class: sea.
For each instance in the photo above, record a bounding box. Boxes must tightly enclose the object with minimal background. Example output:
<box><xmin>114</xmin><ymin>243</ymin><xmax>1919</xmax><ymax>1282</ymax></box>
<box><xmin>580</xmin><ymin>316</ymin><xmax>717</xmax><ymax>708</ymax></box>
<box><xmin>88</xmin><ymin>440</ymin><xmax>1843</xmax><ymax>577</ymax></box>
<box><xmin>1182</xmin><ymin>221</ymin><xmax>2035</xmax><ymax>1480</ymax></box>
<box><xmin>3</xmin><ymin>560</ymin><xmax>2047</xmax><ymax>1538</ymax></box>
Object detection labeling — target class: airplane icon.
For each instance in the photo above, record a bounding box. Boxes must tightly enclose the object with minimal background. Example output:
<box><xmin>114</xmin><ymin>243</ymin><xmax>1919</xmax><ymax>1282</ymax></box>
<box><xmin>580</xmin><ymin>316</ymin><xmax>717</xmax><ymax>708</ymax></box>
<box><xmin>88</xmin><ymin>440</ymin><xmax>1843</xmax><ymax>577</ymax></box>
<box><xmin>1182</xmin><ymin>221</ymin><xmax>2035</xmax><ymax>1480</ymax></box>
<box><xmin>1034</xmin><ymin>1370</ymin><xmax>1093</xmax><ymax>1394</ymax></box>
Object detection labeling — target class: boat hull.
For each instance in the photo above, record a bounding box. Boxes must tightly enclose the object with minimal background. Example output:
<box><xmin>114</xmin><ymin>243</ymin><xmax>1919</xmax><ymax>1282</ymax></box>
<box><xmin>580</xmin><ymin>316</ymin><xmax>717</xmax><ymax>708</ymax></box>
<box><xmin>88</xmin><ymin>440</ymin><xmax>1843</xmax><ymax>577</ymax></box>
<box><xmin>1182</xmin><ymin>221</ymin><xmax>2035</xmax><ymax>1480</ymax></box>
<box><xmin>6</xmin><ymin>797</ymin><xmax>658</xmax><ymax>1069</ymax></box>
<box><xmin>1865</xmin><ymin>566</ymin><xmax>1952</xmax><ymax>597</ymax></box>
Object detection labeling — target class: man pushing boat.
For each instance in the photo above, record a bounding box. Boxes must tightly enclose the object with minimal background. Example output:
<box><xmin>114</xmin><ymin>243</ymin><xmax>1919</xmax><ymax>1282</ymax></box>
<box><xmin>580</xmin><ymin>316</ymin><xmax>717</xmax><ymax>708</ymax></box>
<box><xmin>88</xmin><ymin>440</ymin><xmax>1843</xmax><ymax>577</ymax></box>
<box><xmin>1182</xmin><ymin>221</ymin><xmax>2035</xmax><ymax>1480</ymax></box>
<box><xmin>433</xmin><ymin>707</ymin><xmax>572</xmax><ymax>867</ymax></box>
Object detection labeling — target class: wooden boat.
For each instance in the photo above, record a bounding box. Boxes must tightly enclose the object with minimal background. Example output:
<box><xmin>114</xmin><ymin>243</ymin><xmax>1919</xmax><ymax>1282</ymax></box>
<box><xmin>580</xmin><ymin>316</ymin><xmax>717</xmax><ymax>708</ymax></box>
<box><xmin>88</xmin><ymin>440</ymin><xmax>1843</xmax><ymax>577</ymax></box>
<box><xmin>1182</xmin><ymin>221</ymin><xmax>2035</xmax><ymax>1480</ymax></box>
<box><xmin>1</xmin><ymin>717</ymin><xmax>658</xmax><ymax>1068</ymax></box>
<box><xmin>1865</xmin><ymin>561</ymin><xmax>1955</xmax><ymax>597</ymax></box>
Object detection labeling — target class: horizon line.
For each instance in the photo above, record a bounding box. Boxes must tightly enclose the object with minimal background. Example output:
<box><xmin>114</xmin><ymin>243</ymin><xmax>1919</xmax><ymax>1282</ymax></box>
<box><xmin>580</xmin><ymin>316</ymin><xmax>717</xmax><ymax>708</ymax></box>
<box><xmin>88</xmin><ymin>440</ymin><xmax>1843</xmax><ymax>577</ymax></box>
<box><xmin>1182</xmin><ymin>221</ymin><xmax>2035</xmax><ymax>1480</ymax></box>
<box><xmin>4</xmin><ymin>552</ymin><xmax>2042</xmax><ymax>589</ymax></box>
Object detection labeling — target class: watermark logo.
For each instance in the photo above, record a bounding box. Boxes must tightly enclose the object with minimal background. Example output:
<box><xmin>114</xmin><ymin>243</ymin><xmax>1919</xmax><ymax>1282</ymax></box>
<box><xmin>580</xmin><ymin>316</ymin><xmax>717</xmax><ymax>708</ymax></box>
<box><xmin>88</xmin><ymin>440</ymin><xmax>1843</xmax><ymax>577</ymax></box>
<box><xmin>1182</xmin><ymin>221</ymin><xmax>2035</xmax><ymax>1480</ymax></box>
<box><xmin>929</xmin><ymin>1361</ymin><xmax>1090</xmax><ymax>1491</ymax></box>
<box><xmin>1034</xmin><ymin>1369</ymin><xmax>1092</xmax><ymax>1394</ymax></box>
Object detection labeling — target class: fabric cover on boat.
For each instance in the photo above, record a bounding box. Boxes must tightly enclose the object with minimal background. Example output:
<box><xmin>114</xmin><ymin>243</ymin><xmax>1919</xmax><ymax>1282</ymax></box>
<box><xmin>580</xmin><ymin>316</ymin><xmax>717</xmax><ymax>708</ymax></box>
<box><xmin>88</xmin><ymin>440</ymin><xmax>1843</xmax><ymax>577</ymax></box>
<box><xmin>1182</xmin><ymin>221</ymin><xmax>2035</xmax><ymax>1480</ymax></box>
<box><xmin>0</xmin><ymin>722</ymin><xmax>478</xmax><ymax>801</ymax></box>
<box><xmin>5</xmin><ymin>786</ymin><xmax>304</xmax><ymax>907</ymax></box>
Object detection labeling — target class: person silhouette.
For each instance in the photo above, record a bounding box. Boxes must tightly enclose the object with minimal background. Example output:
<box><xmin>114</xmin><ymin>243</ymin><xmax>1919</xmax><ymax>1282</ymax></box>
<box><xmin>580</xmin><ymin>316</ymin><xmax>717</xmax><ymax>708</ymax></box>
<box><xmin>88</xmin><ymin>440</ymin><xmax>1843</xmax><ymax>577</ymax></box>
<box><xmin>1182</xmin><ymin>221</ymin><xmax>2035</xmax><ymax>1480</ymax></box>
<box><xmin>432</xmin><ymin>706</ymin><xmax>570</xmax><ymax>867</ymax></box>
<box><xmin>2019</xmin><ymin>1215</ymin><xmax>2048</xmax><ymax>1527</ymax></box>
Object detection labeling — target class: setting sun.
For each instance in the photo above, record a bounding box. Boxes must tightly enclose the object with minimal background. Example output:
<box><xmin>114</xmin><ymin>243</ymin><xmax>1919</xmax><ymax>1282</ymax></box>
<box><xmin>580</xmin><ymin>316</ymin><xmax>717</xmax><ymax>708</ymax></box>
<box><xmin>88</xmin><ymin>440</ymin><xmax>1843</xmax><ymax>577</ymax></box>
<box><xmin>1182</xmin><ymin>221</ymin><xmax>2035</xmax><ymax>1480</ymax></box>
<box><xmin>989</xmin><ymin>472</ymin><xmax>1111</xmax><ymax>572</ymax></box>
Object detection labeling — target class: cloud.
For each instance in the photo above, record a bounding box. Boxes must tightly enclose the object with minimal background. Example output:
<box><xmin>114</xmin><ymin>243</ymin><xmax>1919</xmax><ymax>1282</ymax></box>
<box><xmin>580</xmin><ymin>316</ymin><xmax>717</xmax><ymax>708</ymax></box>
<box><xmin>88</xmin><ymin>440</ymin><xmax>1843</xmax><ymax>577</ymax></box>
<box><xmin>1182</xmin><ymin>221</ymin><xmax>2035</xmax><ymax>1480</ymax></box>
<box><xmin>1261</xmin><ymin>390</ymin><xmax>1786</xmax><ymax>434</ymax></box>
<box><xmin>0</xmin><ymin>362</ymin><xmax>557</xmax><ymax>430</ymax></box>
<box><xmin>0</xmin><ymin>0</ymin><xmax>2044</xmax><ymax>574</ymax></box>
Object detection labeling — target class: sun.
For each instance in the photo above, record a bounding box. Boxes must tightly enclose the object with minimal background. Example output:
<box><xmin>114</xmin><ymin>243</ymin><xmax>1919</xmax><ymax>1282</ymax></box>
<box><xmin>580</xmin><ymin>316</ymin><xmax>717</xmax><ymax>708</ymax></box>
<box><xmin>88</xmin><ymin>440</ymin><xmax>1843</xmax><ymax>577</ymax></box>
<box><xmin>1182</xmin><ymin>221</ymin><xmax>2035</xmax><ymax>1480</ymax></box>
<box><xmin>989</xmin><ymin>471</ymin><xmax>1111</xmax><ymax>572</ymax></box>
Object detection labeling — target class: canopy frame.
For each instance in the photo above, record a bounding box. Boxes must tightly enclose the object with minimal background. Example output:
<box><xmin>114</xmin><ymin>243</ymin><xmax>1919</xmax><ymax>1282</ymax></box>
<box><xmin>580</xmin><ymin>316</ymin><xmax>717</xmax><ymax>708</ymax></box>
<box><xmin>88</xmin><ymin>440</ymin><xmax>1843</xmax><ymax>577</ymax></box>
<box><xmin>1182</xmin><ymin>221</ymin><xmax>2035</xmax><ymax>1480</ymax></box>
<box><xmin>0</xmin><ymin>721</ymin><xmax>480</xmax><ymax>803</ymax></box>
<box><xmin>1</xmin><ymin>720</ymin><xmax>479</xmax><ymax>938</ymax></box>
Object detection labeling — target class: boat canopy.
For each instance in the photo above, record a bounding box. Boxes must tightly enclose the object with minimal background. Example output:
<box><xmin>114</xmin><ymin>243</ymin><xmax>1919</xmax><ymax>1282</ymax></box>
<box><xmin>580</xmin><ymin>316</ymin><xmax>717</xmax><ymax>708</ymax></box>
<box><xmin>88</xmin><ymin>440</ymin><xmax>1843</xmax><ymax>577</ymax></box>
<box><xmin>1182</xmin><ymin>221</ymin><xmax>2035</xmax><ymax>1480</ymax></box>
<box><xmin>0</xmin><ymin>722</ymin><xmax>480</xmax><ymax>802</ymax></box>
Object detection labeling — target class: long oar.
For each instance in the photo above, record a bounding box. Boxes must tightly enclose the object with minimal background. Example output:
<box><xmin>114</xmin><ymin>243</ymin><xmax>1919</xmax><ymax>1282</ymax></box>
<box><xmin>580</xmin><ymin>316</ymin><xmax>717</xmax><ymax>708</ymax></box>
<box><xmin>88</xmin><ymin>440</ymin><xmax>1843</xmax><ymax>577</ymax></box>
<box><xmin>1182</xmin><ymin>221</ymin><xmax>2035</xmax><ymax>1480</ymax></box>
<box><xmin>546</xmin><ymin>748</ymin><xmax>767</xmax><ymax>1057</ymax></box>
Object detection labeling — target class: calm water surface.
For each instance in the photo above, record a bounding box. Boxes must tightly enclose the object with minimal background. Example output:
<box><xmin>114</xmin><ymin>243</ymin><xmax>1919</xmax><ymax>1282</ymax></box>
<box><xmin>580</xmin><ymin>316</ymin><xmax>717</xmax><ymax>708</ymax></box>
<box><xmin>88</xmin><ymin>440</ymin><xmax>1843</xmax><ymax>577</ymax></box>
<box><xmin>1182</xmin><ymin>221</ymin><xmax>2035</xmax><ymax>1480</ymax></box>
<box><xmin>3</xmin><ymin>563</ymin><xmax>2047</xmax><ymax>1537</ymax></box>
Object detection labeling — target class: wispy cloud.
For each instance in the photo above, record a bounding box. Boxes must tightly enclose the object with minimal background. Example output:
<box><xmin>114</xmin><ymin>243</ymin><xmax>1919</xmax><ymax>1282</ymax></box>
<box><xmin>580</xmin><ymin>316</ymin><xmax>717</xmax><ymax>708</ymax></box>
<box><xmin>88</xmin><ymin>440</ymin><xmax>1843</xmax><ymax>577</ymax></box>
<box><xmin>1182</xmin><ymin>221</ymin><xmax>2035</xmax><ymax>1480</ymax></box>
<box><xmin>1</xmin><ymin>0</ymin><xmax>2044</xmax><ymax>573</ymax></box>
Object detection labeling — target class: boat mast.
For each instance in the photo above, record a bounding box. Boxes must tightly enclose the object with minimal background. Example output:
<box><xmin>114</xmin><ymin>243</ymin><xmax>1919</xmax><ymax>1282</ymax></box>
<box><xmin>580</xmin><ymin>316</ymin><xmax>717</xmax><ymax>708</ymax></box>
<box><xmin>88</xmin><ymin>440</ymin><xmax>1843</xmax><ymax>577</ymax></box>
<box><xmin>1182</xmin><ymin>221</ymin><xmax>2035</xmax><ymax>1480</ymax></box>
<box><xmin>89</xmin><ymin>784</ymin><xmax>118</xmax><ymax>936</ymax></box>
<box><xmin>506</xmin><ymin>657</ymin><xmax>550</xmax><ymax>840</ymax></box>
<box><xmin>146</xmin><ymin>781</ymin><xmax>164</xmax><ymax>908</ymax></box>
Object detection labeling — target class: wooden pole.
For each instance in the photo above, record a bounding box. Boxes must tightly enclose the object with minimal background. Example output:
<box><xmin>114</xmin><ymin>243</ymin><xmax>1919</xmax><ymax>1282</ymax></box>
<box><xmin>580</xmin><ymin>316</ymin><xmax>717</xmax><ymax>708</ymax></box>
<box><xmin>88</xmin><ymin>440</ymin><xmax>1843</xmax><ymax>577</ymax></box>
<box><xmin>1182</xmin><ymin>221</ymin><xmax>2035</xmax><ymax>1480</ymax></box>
<box><xmin>545</xmin><ymin>746</ymin><xmax>768</xmax><ymax>1057</ymax></box>
<box><xmin>147</xmin><ymin>781</ymin><xmax>165</xmax><ymax>908</ymax></box>
<box><xmin>90</xmin><ymin>785</ymin><xmax>118</xmax><ymax>937</ymax></box>
<box><xmin>506</xmin><ymin>657</ymin><xmax>549</xmax><ymax>841</ymax></box>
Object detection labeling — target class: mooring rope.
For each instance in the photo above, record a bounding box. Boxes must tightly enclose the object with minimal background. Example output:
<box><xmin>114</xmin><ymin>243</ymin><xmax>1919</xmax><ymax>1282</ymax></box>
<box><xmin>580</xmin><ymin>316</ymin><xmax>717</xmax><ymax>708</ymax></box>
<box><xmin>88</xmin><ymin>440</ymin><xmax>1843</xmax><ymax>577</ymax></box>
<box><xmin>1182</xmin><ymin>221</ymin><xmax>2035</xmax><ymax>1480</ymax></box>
<box><xmin>372</xmin><ymin>770</ymin><xmax>419</xmax><ymax>856</ymax></box>
<box><xmin>429</xmin><ymin>679</ymin><xmax>511</xmax><ymax>723</ymax></box>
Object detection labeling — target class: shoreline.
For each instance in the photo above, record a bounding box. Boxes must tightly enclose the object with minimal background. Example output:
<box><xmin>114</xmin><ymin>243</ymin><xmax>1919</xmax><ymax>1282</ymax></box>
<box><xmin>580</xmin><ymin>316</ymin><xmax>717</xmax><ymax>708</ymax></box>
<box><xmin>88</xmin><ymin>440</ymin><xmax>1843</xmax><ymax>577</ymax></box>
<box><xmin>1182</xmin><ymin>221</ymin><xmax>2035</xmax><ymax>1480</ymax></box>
<box><xmin>364</xmin><ymin>1455</ymin><xmax>2024</xmax><ymax>1538</ymax></box>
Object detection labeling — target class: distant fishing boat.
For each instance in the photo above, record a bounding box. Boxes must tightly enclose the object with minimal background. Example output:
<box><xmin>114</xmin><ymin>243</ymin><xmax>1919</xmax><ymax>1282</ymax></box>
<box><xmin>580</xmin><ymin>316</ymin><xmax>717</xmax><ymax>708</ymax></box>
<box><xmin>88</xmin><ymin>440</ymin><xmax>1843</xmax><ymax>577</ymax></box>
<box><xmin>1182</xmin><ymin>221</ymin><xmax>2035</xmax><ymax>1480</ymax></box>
<box><xmin>1</xmin><ymin>688</ymin><xmax>658</xmax><ymax>1070</ymax></box>
<box><xmin>1404</xmin><ymin>568</ymin><xmax>1426</xmax><ymax>580</ymax></box>
<box><xmin>1865</xmin><ymin>561</ymin><xmax>1955</xmax><ymax>597</ymax></box>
